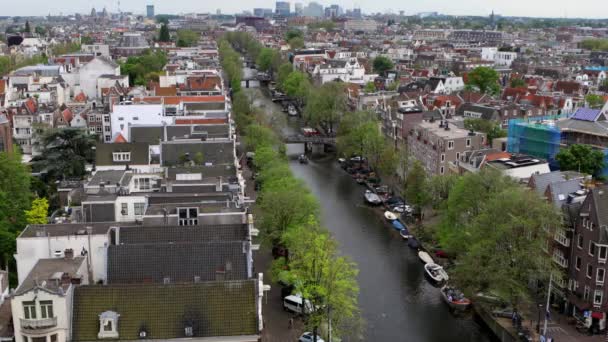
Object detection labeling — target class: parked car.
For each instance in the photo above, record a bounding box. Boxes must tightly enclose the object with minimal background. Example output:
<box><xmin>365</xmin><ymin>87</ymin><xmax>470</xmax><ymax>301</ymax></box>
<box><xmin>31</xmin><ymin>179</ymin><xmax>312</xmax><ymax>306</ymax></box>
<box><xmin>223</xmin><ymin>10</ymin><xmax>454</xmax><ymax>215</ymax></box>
<box><xmin>299</xmin><ymin>332</ymin><xmax>325</xmax><ymax>342</ymax></box>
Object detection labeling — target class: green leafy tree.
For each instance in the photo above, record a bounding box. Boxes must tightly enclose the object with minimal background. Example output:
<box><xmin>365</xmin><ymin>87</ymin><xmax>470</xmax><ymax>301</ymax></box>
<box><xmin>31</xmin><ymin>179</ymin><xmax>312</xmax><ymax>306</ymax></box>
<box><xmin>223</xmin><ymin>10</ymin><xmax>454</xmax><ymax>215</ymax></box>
<box><xmin>404</xmin><ymin>161</ymin><xmax>429</xmax><ymax>215</ymax></box>
<box><xmin>585</xmin><ymin>94</ymin><xmax>606</xmax><ymax>109</ymax></box>
<box><xmin>372</xmin><ymin>56</ymin><xmax>394</xmax><ymax>75</ymax></box>
<box><xmin>193</xmin><ymin>152</ymin><xmax>204</xmax><ymax>165</ymax></box>
<box><xmin>176</xmin><ymin>29</ymin><xmax>199</xmax><ymax>47</ymax></box>
<box><xmin>276</xmin><ymin>63</ymin><xmax>293</xmax><ymax>90</ymax></box>
<box><xmin>285</xmin><ymin>29</ymin><xmax>304</xmax><ymax>41</ymax></box>
<box><xmin>287</xmin><ymin>37</ymin><xmax>305</xmax><ymax>50</ymax></box>
<box><xmin>283</xmin><ymin>71</ymin><xmax>311</xmax><ymax>105</ymax></box>
<box><xmin>158</xmin><ymin>23</ymin><xmax>171</xmax><ymax>42</ymax></box>
<box><xmin>80</xmin><ymin>36</ymin><xmax>94</xmax><ymax>45</ymax></box>
<box><xmin>120</xmin><ymin>50</ymin><xmax>167</xmax><ymax>86</ymax></box>
<box><xmin>31</xmin><ymin>128</ymin><xmax>96</xmax><ymax>180</ymax></box>
<box><xmin>363</xmin><ymin>81</ymin><xmax>376</xmax><ymax>93</ymax></box>
<box><xmin>556</xmin><ymin>144</ymin><xmax>605</xmax><ymax>176</ymax></box>
<box><xmin>509</xmin><ymin>78</ymin><xmax>526</xmax><ymax>88</ymax></box>
<box><xmin>449</xmin><ymin>185</ymin><xmax>559</xmax><ymax>308</ymax></box>
<box><xmin>256</xmin><ymin>48</ymin><xmax>275</xmax><ymax>72</ymax></box>
<box><xmin>581</xmin><ymin>39</ymin><xmax>608</xmax><ymax>51</ymax></box>
<box><xmin>427</xmin><ymin>174</ymin><xmax>459</xmax><ymax>209</ymax></box>
<box><xmin>25</xmin><ymin>198</ymin><xmax>49</xmax><ymax>224</ymax></box>
<box><xmin>34</xmin><ymin>26</ymin><xmax>46</xmax><ymax>36</ymax></box>
<box><xmin>465</xmin><ymin>66</ymin><xmax>500</xmax><ymax>95</ymax></box>
<box><xmin>303</xmin><ymin>82</ymin><xmax>347</xmax><ymax>132</ymax></box>
<box><xmin>278</xmin><ymin>222</ymin><xmax>360</xmax><ymax>341</ymax></box>
<box><xmin>244</xmin><ymin>125</ymin><xmax>278</xmax><ymax>151</ymax></box>
<box><xmin>464</xmin><ymin>118</ymin><xmax>505</xmax><ymax>145</ymax></box>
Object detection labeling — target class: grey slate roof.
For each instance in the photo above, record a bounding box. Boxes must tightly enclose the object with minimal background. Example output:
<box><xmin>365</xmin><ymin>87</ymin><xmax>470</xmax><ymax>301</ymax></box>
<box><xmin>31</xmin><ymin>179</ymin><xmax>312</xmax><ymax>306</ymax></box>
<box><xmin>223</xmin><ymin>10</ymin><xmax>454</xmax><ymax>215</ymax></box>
<box><xmin>118</xmin><ymin>224</ymin><xmax>248</xmax><ymax>244</ymax></box>
<box><xmin>20</xmin><ymin>223</ymin><xmax>116</xmax><ymax>238</ymax></box>
<box><xmin>15</xmin><ymin>257</ymin><xmax>86</xmax><ymax>295</ymax></box>
<box><xmin>129</xmin><ymin>126</ymin><xmax>163</xmax><ymax>144</ymax></box>
<box><xmin>95</xmin><ymin>142</ymin><xmax>150</xmax><ymax>166</ymax></box>
<box><xmin>107</xmin><ymin>241</ymin><xmax>249</xmax><ymax>284</ymax></box>
<box><xmin>548</xmin><ymin>179</ymin><xmax>586</xmax><ymax>208</ymax></box>
<box><xmin>72</xmin><ymin>280</ymin><xmax>258</xmax><ymax>341</ymax></box>
<box><xmin>529</xmin><ymin>171</ymin><xmax>586</xmax><ymax>196</ymax></box>
<box><xmin>87</xmin><ymin>170</ymin><xmax>128</xmax><ymax>187</ymax></box>
<box><xmin>557</xmin><ymin>118</ymin><xmax>608</xmax><ymax>138</ymax></box>
<box><xmin>455</xmin><ymin>103</ymin><xmax>499</xmax><ymax>120</ymax></box>
<box><xmin>160</xmin><ymin>140</ymin><xmax>235</xmax><ymax>166</ymax></box>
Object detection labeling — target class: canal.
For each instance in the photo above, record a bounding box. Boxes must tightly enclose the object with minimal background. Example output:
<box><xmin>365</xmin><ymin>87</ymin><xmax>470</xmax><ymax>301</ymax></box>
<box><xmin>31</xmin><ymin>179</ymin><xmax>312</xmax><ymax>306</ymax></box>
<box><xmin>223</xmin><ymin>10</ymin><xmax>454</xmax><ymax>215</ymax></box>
<box><xmin>246</xmin><ymin>85</ymin><xmax>495</xmax><ymax>341</ymax></box>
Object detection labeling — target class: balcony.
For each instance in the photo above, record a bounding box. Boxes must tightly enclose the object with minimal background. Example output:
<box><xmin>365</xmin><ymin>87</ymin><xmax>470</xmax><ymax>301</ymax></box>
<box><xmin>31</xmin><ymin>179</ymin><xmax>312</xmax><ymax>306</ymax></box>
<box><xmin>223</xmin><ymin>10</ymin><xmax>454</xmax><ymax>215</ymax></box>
<box><xmin>20</xmin><ymin>317</ymin><xmax>57</xmax><ymax>330</ymax></box>
<box><xmin>554</xmin><ymin>233</ymin><xmax>570</xmax><ymax>247</ymax></box>
<box><xmin>552</xmin><ymin>253</ymin><xmax>568</xmax><ymax>269</ymax></box>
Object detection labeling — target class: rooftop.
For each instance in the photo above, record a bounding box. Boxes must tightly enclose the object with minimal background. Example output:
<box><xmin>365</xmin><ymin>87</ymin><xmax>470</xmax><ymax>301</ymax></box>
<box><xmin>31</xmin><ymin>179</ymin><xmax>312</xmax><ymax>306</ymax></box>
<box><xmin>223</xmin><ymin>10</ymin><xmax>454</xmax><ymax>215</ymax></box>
<box><xmin>20</xmin><ymin>223</ymin><xmax>116</xmax><ymax>238</ymax></box>
<box><xmin>15</xmin><ymin>256</ymin><xmax>86</xmax><ymax>295</ymax></box>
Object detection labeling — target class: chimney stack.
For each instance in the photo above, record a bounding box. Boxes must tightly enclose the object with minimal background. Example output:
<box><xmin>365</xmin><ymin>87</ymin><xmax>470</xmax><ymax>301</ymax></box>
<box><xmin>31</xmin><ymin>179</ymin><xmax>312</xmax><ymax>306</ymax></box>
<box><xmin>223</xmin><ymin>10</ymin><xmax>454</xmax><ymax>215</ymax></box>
<box><xmin>64</xmin><ymin>248</ymin><xmax>74</xmax><ymax>259</ymax></box>
<box><xmin>61</xmin><ymin>272</ymin><xmax>71</xmax><ymax>285</ymax></box>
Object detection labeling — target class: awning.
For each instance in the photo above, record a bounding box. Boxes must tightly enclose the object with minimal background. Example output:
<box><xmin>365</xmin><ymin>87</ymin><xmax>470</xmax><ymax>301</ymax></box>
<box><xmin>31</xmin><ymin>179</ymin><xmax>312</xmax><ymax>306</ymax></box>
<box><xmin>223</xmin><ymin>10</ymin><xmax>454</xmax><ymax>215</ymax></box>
<box><xmin>592</xmin><ymin>312</ymin><xmax>605</xmax><ymax>319</ymax></box>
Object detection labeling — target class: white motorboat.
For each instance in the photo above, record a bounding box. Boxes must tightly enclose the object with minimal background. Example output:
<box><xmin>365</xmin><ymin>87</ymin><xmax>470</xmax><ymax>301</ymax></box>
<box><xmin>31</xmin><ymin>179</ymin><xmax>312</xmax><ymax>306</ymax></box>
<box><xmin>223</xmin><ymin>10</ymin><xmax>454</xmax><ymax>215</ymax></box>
<box><xmin>424</xmin><ymin>263</ymin><xmax>449</xmax><ymax>284</ymax></box>
<box><xmin>384</xmin><ymin>211</ymin><xmax>398</xmax><ymax>221</ymax></box>
<box><xmin>287</xmin><ymin>104</ymin><xmax>298</xmax><ymax>116</ymax></box>
<box><xmin>364</xmin><ymin>190</ymin><xmax>382</xmax><ymax>205</ymax></box>
<box><xmin>418</xmin><ymin>251</ymin><xmax>434</xmax><ymax>264</ymax></box>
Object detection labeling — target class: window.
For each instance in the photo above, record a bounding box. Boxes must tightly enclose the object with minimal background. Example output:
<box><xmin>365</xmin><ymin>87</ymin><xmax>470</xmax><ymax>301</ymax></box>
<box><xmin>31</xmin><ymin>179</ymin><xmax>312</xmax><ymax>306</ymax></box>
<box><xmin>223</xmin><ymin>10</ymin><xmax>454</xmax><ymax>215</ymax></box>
<box><xmin>456</xmin><ymin>152</ymin><xmax>460</xmax><ymax>161</ymax></box>
<box><xmin>466</xmin><ymin>138</ymin><xmax>471</xmax><ymax>147</ymax></box>
<box><xmin>40</xmin><ymin>300</ymin><xmax>53</xmax><ymax>319</ymax></box>
<box><xmin>594</xmin><ymin>290</ymin><xmax>603</xmax><ymax>306</ymax></box>
<box><xmin>178</xmin><ymin>207</ymin><xmax>198</xmax><ymax>226</ymax></box>
<box><xmin>447</xmin><ymin>140</ymin><xmax>454</xmax><ymax>150</ymax></box>
<box><xmin>589</xmin><ymin>242</ymin><xmax>596</xmax><ymax>257</ymax></box>
<box><xmin>50</xmin><ymin>335</ymin><xmax>57</xmax><ymax>342</ymax></box>
<box><xmin>105</xmin><ymin>135</ymin><xmax>111</xmax><ymax>142</ymax></box>
<box><xmin>584</xmin><ymin>286</ymin><xmax>590</xmax><ymax>300</ymax></box>
<box><xmin>597</xmin><ymin>268</ymin><xmax>605</xmax><ymax>285</ymax></box>
<box><xmin>441</xmin><ymin>154</ymin><xmax>445</xmax><ymax>162</ymax></box>
<box><xmin>112</xmin><ymin>152</ymin><xmax>131</xmax><ymax>162</ymax></box>
<box><xmin>578</xmin><ymin>234</ymin><xmax>584</xmax><ymax>249</ymax></box>
<box><xmin>121</xmin><ymin>203</ymin><xmax>128</xmax><ymax>216</ymax></box>
<box><xmin>23</xmin><ymin>301</ymin><xmax>36</xmax><ymax>319</ymax></box>
<box><xmin>98</xmin><ymin>311</ymin><xmax>120</xmax><ymax>339</ymax></box>
<box><xmin>576</xmin><ymin>256</ymin><xmax>582</xmax><ymax>270</ymax></box>
<box><xmin>440</xmin><ymin>166</ymin><xmax>444</xmax><ymax>175</ymax></box>
<box><xmin>104</xmin><ymin>126</ymin><xmax>110</xmax><ymax>132</ymax></box>
<box><xmin>587</xmin><ymin>264</ymin><xmax>593</xmax><ymax>279</ymax></box>
<box><xmin>134</xmin><ymin>203</ymin><xmax>145</xmax><ymax>216</ymax></box>
<box><xmin>135</xmin><ymin>178</ymin><xmax>150</xmax><ymax>190</ymax></box>
<box><xmin>600</xmin><ymin>246</ymin><xmax>608</xmax><ymax>262</ymax></box>
<box><xmin>104</xmin><ymin>115</ymin><xmax>110</xmax><ymax>123</ymax></box>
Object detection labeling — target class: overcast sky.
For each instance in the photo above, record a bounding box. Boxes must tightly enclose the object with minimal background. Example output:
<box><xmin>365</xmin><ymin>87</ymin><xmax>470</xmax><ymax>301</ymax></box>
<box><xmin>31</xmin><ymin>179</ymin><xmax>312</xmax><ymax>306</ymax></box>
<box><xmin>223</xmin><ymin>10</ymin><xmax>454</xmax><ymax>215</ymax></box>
<box><xmin>6</xmin><ymin>0</ymin><xmax>608</xmax><ymax>19</ymax></box>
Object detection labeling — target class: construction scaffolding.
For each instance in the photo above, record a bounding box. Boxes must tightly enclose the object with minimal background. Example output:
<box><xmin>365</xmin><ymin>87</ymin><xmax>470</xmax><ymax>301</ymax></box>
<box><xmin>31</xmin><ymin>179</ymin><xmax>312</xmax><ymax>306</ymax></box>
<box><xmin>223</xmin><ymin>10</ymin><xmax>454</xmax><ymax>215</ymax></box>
<box><xmin>507</xmin><ymin>120</ymin><xmax>562</xmax><ymax>168</ymax></box>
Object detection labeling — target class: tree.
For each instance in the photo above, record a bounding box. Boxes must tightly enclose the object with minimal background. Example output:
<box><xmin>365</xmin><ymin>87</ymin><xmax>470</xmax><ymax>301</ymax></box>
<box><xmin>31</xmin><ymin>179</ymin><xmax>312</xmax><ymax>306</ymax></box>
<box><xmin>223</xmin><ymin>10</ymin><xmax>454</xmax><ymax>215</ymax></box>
<box><xmin>24</xmin><ymin>20</ymin><xmax>31</xmax><ymax>33</ymax></box>
<box><xmin>556</xmin><ymin>144</ymin><xmax>605</xmax><ymax>176</ymax></box>
<box><xmin>465</xmin><ymin>66</ymin><xmax>500</xmax><ymax>95</ymax></box>
<box><xmin>427</xmin><ymin>174</ymin><xmax>459</xmax><ymax>209</ymax></box>
<box><xmin>363</xmin><ymin>81</ymin><xmax>376</xmax><ymax>93</ymax></box>
<box><xmin>509</xmin><ymin>78</ymin><xmax>526</xmax><ymax>88</ymax></box>
<box><xmin>25</xmin><ymin>198</ymin><xmax>48</xmax><ymax>224</ymax></box>
<box><xmin>120</xmin><ymin>50</ymin><xmax>167</xmax><ymax>86</ymax></box>
<box><xmin>158</xmin><ymin>23</ymin><xmax>170</xmax><ymax>42</ymax></box>
<box><xmin>303</xmin><ymin>82</ymin><xmax>347</xmax><ymax>132</ymax></box>
<box><xmin>287</xmin><ymin>37</ymin><xmax>305</xmax><ymax>50</ymax></box>
<box><xmin>80</xmin><ymin>36</ymin><xmax>94</xmax><ymax>45</ymax></box>
<box><xmin>283</xmin><ymin>71</ymin><xmax>311</xmax><ymax>104</ymax></box>
<box><xmin>244</xmin><ymin>125</ymin><xmax>278</xmax><ymax>151</ymax></box>
<box><xmin>176</xmin><ymin>29</ymin><xmax>199</xmax><ymax>47</ymax></box>
<box><xmin>404</xmin><ymin>161</ymin><xmax>429</xmax><ymax>216</ymax></box>
<box><xmin>449</xmin><ymin>186</ymin><xmax>559</xmax><ymax>308</ymax></box>
<box><xmin>277</xmin><ymin>221</ymin><xmax>360</xmax><ymax>341</ymax></box>
<box><xmin>193</xmin><ymin>152</ymin><xmax>204</xmax><ymax>165</ymax></box>
<box><xmin>31</xmin><ymin>128</ymin><xmax>96</xmax><ymax>180</ymax></box>
<box><xmin>464</xmin><ymin>118</ymin><xmax>506</xmax><ymax>145</ymax></box>
<box><xmin>585</xmin><ymin>94</ymin><xmax>606</xmax><ymax>109</ymax></box>
<box><xmin>256</xmin><ymin>48</ymin><xmax>275</xmax><ymax>73</ymax></box>
<box><xmin>285</xmin><ymin>29</ymin><xmax>303</xmax><ymax>41</ymax></box>
<box><xmin>34</xmin><ymin>26</ymin><xmax>46</xmax><ymax>36</ymax></box>
<box><xmin>372</xmin><ymin>56</ymin><xmax>394</xmax><ymax>75</ymax></box>
<box><xmin>276</xmin><ymin>63</ymin><xmax>293</xmax><ymax>90</ymax></box>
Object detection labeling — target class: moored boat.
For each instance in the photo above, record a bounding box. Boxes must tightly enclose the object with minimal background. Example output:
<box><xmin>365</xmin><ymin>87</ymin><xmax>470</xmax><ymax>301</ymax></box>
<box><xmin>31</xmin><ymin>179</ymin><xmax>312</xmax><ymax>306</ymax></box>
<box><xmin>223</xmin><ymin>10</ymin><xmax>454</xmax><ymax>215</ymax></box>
<box><xmin>440</xmin><ymin>286</ymin><xmax>471</xmax><ymax>310</ymax></box>
<box><xmin>384</xmin><ymin>211</ymin><xmax>398</xmax><ymax>221</ymax></box>
<box><xmin>399</xmin><ymin>228</ymin><xmax>412</xmax><ymax>240</ymax></box>
<box><xmin>418</xmin><ymin>250</ymin><xmax>434</xmax><ymax>264</ymax></box>
<box><xmin>298</xmin><ymin>154</ymin><xmax>309</xmax><ymax>164</ymax></box>
<box><xmin>407</xmin><ymin>237</ymin><xmax>420</xmax><ymax>249</ymax></box>
<box><xmin>424</xmin><ymin>263</ymin><xmax>449</xmax><ymax>284</ymax></box>
<box><xmin>391</xmin><ymin>220</ymin><xmax>405</xmax><ymax>231</ymax></box>
<box><xmin>364</xmin><ymin>190</ymin><xmax>382</xmax><ymax>205</ymax></box>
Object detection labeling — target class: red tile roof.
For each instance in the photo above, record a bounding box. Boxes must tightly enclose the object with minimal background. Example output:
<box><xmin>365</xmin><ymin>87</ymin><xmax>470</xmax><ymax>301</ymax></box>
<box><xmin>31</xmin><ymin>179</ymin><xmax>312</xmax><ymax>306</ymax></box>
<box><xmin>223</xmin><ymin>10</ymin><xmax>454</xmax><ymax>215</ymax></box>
<box><xmin>0</xmin><ymin>80</ymin><xmax>5</xmax><ymax>94</ymax></box>
<box><xmin>62</xmin><ymin>108</ymin><xmax>73</xmax><ymax>123</ymax></box>
<box><xmin>74</xmin><ymin>92</ymin><xmax>87</xmax><ymax>103</ymax></box>
<box><xmin>114</xmin><ymin>133</ymin><xmax>127</xmax><ymax>143</ymax></box>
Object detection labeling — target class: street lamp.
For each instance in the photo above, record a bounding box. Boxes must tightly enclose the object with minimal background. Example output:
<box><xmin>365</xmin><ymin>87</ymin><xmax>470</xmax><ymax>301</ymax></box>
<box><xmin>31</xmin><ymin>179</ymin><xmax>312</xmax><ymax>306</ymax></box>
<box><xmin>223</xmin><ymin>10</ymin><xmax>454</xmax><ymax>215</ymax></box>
<box><xmin>537</xmin><ymin>303</ymin><xmax>543</xmax><ymax>333</ymax></box>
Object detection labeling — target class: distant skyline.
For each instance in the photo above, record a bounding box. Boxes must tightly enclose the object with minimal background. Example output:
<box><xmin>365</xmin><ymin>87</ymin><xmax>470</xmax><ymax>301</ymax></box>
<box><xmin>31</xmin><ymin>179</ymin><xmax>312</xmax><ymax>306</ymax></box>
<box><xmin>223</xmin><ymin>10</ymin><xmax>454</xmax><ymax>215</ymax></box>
<box><xmin>4</xmin><ymin>0</ymin><xmax>608</xmax><ymax>19</ymax></box>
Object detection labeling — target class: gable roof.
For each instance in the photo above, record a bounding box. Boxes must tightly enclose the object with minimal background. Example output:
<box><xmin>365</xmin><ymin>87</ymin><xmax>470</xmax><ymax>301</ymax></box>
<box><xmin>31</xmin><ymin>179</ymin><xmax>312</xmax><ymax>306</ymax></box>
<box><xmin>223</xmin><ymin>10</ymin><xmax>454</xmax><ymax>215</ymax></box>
<box><xmin>107</xmin><ymin>241</ymin><xmax>249</xmax><ymax>284</ymax></box>
<box><xmin>72</xmin><ymin>280</ymin><xmax>258</xmax><ymax>341</ymax></box>
<box><xmin>15</xmin><ymin>257</ymin><xmax>86</xmax><ymax>295</ymax></box>
<box><xmin>118</xmin><ymin>224</ymin><xmax>248</xmax><ymax>244</ymax></box>
<box><xmin>95</xmin><ymin>142</ymin><xmax>150</xmax><ymax>165</ymax></box>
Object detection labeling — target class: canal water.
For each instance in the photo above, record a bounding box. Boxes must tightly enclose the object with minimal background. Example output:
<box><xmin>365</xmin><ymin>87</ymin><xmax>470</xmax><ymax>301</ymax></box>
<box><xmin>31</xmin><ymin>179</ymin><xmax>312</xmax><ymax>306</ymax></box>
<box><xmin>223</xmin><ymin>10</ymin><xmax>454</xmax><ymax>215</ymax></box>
<box><xmin>246</xmin><ymin>86</ymin><xmax>495</xmax><ymax>341</ymax></box>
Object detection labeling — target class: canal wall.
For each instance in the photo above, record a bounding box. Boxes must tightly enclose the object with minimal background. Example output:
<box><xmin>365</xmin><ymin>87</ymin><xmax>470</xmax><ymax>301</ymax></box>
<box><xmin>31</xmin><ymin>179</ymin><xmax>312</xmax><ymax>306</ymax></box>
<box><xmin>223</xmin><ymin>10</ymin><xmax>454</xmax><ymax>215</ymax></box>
<box><xmin>474</xmin><ymin>305</ymin><xmax>519</xmax><ymax>342</ymax></box>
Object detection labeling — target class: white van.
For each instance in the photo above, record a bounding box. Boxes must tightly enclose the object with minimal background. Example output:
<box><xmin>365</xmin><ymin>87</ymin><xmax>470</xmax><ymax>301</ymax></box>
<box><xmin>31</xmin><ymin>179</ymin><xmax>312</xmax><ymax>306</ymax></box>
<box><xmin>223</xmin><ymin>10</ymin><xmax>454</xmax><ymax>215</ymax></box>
<box><xmin>283</xmin><ymin>295</ymin><xmax>313</xmax><ymax>314</ymax></box>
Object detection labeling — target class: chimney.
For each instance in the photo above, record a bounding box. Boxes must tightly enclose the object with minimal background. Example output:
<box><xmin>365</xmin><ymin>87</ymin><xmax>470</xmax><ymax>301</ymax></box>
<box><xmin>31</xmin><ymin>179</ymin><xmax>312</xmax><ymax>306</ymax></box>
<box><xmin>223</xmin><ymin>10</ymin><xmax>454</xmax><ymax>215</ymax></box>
<box><xmin>64</xmin><ymin>248</ymin><xmax>74</xmax><ymax>259</ymax></box>
<box><xmin>61</xmin><ymin>272</ymin><xmax>71</xmax><ymax>285</ymax></box>
<box><xmin>71</xmin><ymin>276</ymin><xmax>82</xmax><ymax>285</ymax></box>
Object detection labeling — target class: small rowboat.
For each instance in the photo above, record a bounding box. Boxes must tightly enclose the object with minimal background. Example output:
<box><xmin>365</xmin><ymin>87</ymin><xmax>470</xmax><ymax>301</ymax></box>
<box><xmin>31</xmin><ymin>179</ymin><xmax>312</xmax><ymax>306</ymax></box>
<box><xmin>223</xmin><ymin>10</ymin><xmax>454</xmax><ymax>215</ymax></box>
<box><xmin>418</xmin><ymin>250</ymin><xmax>434</xmax><ymax>264</ymax></box>
<box><xmin>441</xmin><ymin>286</ymin><xmax>471</xmax><ymax>310</ymax></box>
<box><xmin>424</xmin><ymin>263</ymin><xmax>449</xmax><ymax>284</ymax></box>
<box><xmin>408</xmin><ymin>237</ymin><xmax>420</xmax><ymax>249</ymax></box>
<box><xmin>399</xmin><ymin>228</ymin><xmax>412</xmax><ymax>240</ymax></box>
<box><xmin>391</xmin><ymin>220</ymin><xmax>406</xmax><ymax>232</ymax></box>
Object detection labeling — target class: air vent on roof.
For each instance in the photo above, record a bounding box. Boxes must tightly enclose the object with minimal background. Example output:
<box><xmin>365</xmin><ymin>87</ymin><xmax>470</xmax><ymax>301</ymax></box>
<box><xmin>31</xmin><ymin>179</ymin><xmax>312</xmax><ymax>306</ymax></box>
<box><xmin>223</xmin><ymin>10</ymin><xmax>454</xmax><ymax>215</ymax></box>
<box><xmin>184</xmin><ymin>326</ymin><xmax>193</xmax><ymax>337</ymax></box>
<box><xmin>194</xmin><ymin>276</ymin><xmax>201</xmax><ymax>283</ymax></box>
<box><xmin>163</xmin><ymin>277</ymin><xmax>170</xmax><ymax>284</ymax></box>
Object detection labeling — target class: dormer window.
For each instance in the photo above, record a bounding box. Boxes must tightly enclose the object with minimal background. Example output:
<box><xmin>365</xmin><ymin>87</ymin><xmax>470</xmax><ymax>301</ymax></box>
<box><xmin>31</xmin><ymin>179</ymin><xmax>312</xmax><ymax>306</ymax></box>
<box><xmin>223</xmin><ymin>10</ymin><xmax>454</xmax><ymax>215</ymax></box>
<box><xmin>113</xmin><ymin>152</ymin><xmax>131</xmax><ymax>162</ymax></box>
<box><xmin>98</xmin><ymin>311</ymin><xmax>120</xmax><ymax>339</ymax></box>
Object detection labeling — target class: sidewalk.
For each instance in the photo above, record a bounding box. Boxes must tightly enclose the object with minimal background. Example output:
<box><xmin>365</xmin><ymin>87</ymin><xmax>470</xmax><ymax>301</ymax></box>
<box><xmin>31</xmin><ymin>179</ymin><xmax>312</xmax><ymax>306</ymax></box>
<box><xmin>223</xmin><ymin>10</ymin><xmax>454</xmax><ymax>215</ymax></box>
<box><xmin>538</xmin><ymin>309</ymin><xmax>603</xmax><ymax>342</ymax></box>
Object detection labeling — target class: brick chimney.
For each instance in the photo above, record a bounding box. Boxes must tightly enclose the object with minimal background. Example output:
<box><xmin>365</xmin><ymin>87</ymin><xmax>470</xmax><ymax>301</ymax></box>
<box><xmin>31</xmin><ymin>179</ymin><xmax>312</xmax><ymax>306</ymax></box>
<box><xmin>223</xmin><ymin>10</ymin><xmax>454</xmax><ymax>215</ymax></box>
<box><xmin>64</xmin><ymin>248</ymin><xmax>74</xmax><ymax>259</ymax></box>
<box><xmin>61</xmin><ymin>272</ymin><xmax>71</xmax><ymax>285</ymax></box>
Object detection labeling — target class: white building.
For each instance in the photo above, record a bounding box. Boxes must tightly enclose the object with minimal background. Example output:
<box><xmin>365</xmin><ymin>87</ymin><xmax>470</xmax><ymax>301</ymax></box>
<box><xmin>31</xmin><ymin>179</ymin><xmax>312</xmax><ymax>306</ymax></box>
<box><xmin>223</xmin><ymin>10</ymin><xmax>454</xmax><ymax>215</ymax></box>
<box><xmin>15</xmin><ymin>224</ymin><xmax>112</xmax><ymax>285</ymax></box>
<box><xmin>61</xmin><ymin>57</ymin><xmax>122</xmax><ymax>101</ymax></box>
<box><xmin>11</xmin><ymin>254</ymin><xmax>89</xmax><ymax>342</ymax></box>
<box><xmin>441</xmin><ymin>76</ymin><xmax>465</xmax><ymax>93</ymax></box>
<box><xmin>81</xmin><ymin>44</ymin><xmax>110</xmax><ymax>57</ymax></box>
<box><xmin>344</xmin><ymin>19</ymin><xmax>378</xmax><ymax>32</ymax></box>
<box><xmin>110</xmin><ymin>104</ymin><xmax>171</xmax><ymax>142</ymax></box>
<box><xmin>481</xmin><ymin>47</ymin><xmax>518</xmax><ymax>67</ymax></box>
<box><xmin>313</xmin><ymin>58</ymin><xmax>366</xmax><ymax>84</ymax></box>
